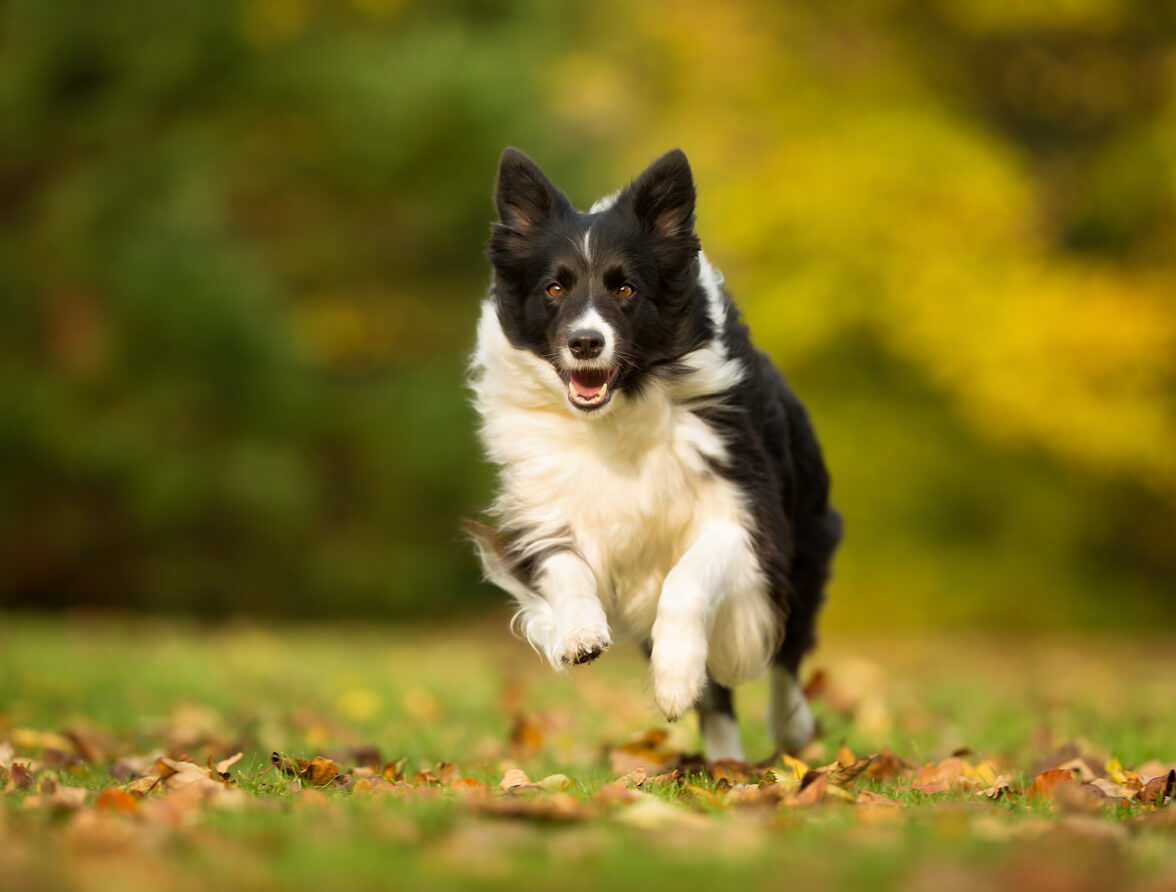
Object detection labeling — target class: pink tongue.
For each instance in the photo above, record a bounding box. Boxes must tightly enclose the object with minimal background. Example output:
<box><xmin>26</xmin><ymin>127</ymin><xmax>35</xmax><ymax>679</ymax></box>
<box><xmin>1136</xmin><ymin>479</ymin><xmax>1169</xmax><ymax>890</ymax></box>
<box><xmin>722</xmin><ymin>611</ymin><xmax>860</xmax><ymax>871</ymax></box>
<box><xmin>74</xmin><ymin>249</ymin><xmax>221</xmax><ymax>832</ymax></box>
<box><xmin>571</xmin><ymin>371</ymin><xmax>608</xmax><ymax>397</ymax></box>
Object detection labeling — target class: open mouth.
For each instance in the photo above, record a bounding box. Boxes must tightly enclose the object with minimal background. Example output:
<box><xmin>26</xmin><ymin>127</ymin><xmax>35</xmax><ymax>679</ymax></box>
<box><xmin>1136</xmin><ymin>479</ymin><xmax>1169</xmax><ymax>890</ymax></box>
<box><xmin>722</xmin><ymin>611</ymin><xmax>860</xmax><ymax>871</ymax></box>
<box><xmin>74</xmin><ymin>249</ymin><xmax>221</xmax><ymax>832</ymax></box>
<box><xmin>566</xmin><ymin>367</ymin><xmax>618</xmax><ymax>411</ymax></box>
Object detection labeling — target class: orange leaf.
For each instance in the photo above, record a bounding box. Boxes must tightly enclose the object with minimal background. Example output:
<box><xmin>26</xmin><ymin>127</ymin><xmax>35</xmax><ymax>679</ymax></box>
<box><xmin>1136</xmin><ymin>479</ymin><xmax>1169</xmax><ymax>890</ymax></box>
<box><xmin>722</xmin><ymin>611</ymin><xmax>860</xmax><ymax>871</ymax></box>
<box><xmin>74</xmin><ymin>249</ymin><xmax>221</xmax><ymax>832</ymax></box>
<box><xmin>304</xmin><ymin>756</ymin><xmax>340</xmax><ymax>787</ymax></box>
<box><xmin>1028</xmin><ymin>767</ymin><xmax>1079</xmax><ymax>802</ymax></box>
<box><xmin>95</xmin><ymin>788</ymin><xmax>140</xmax><ymax>814</ymax></box>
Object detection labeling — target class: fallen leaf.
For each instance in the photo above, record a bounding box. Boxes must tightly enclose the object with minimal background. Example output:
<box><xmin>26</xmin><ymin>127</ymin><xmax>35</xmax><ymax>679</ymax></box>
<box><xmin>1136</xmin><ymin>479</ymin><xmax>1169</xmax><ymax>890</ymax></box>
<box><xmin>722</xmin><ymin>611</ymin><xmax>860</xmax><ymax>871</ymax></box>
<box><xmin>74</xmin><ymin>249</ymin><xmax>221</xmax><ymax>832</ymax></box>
<box><xmin>537</xmin><ymin>773</ymin><xmax>573</xmax><ymax>793</ymax></box>
<box><xmin>776</xmin><ymin>753</ymin><xmax>811</xmax><ymax>782</ymax></box>
<box><xmin>499</xmin><ymin>768</ymin><xmax>532</xmax><ymax>791</ymax></box>
<box><xmin>1028</xmin><ymin>767</ymin><xmax>1081</xmax><ymax>802</ymax></box>
<box><xmin>215</xmin><ymin>752</ymin><xmax>244</xmax><ymax>775</ymax></box>
<box><xmin>866</xmin><ymin>748</ymin><xmax>915</xmax><ymax>781</ymax></box>
<box><xmin>95</xmin><ymin>788</ymin><xmax>140</xmax><ymax>814</ymax></box>
<box><xmin>711</xmin><ymin>759</ymin><xmax>755</xmax><ymax>785</ymax></box>
<box><xmin>608</xmin><ymin>728</ymin><xmax>681</xmax><ymax>775</ymax></box>
<box><xmin>304</xmin><ymin>756</ymin><xmax>340</xmax><ymax>787</ymax></box>
<box><xmin>1089</xmin><ymin>777</ymin><xmax>1136</xmax><ymax>802</ymax></box>
<box><xmin>979</xmin><ymin>775</ymin><xmax>1013</xmax><ymax>800</ymax></box>
<box><xmin>7</xmin><ymin>762</ymin><xmax>36</xmax><ymax>792</ymax></box>
<box><xmin>796</xmin><ymin>771</ymin><xmax>828</xmax><ymax>806</ymax></box>
<box><xmin>1139</xmin><ymin>770</ymin><xmax>1174</xmax><ymax>806</ymax></box>
<box><xmin>828</xmin><ymin>755</ymin><xmax>876</xmax><ymax>789</ymax></box>
<box><xmin>837</xmin><ymin>741</ymin><xmax>856</xmax><ymax>767</ymax></box>
<box><xmin>613</xmin><ymin>767</ymin><xmax>648</xmax><ymax>789</ymax></box>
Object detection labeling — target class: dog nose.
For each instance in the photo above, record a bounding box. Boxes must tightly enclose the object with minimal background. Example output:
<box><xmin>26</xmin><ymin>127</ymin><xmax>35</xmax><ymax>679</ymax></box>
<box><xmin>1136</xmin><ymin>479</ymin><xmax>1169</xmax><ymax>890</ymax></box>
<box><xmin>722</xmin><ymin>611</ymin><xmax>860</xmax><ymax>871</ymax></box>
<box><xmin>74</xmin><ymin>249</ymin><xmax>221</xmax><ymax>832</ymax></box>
<box><xmin>568</xmin><ymin>329</ymin><xmax>605</xmax><ymax>360</ymax></box>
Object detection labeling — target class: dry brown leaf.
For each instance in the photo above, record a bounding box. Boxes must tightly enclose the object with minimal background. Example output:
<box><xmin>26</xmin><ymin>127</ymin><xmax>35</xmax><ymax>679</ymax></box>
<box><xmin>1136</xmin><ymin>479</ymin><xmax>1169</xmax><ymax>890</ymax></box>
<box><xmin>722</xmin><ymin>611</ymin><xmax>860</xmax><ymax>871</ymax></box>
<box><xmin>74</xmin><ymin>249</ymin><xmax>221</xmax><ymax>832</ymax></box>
<box><xmin>1088</xmin><ymin>777</ymin><xmax>1136</xmax><ymax>802</ymax></box>
<box><xmin>796</xmin><ymin>771</ymin><xmax>828</xmax><ymax>806</ymax></box>
<box><xmin>1027</xmin><ymin>767</ymin><xmax>1081</xmax><ymax>802</ymax></box>
<box><xmin>6</xmin><ymin>762</ymin><xmax>36</xmax><ymax>792</ymax></box>
<box><xmin>1139</xmin><ymin>770</ymin><xmax>1175</xmax><ymax>806</ymax></box>
<box><xmin>978</xmin><ymin>775</ymin><xmax>1013</xmax><ymax>800</ymax></box>
<box><xmin>499</xmin><ymin>767</ymin><xmax>532</xmax><ymax>791</ymax></box>
<box><xmin>1055</xmin><ymin>756</ymin><xmax>1097</xmax><ymax>783</ymax></box>
<box><xmin>609</xmin><ymin>767</ymin><xmax>646</xmax><ymax>789</ymax></box>
<box><xmin>111</xmin><ymin>751</ymin><xmax>165</xmax><ymax>782</ymax></box>
<box><xmin>125</xmin><ymin>775</ymin><xmax>163</xmax><ymax>796</ymax></box>
<box><xmin>828</xmin><ymin>755</ymin><xmax>876</xmax><ymax>789</ymax></box>
<box><xmin>215</xmin><ymin>752</ymin><xmax>244</xmax><ymax>775</ymax></box>
<box><xmin>304</xmin><ymin>756</ymin><xmax>340</xmax><ymax>787</ymax></box>
<box><xmin>711</xmin><ymin>759</ymin><xmax>755</xmax><ymax>785</ymax></box>
<box><xmin>865</xmin><ymin>748</ymin><xmax>914</xmax><ymax>781</ymax></box>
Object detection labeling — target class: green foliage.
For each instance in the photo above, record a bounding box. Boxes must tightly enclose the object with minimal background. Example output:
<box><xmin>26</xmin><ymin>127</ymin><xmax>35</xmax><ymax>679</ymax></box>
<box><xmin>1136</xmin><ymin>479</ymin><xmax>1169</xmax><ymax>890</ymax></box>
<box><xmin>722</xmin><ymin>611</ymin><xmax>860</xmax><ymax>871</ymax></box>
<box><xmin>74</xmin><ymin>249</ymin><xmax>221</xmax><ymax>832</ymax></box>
<box><xmin>0</xmin><ymin>0</ymin><xmax>1173</xmax><ymax>623</ymax></box>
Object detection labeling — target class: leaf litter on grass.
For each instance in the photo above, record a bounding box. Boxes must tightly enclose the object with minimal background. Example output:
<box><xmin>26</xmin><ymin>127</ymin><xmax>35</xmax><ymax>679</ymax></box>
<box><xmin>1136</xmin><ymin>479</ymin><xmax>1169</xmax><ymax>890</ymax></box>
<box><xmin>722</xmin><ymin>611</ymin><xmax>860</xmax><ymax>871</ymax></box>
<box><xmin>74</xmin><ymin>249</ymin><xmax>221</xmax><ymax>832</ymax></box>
<box><xmin>4</xmin><ymin>647</ymin><xmax>1176</xmax><ymax>892</ymax></box>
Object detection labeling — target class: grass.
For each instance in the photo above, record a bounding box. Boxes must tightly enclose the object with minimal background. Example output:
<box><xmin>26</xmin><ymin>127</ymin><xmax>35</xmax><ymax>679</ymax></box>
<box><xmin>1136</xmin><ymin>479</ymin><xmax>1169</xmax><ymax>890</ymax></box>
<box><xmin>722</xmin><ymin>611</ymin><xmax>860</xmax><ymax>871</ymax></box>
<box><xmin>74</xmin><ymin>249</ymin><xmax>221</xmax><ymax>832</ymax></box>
<box><xmin>2</xmin><ymin>612</ymin><xmax>1175</xmax><ymax>892</ymax></box>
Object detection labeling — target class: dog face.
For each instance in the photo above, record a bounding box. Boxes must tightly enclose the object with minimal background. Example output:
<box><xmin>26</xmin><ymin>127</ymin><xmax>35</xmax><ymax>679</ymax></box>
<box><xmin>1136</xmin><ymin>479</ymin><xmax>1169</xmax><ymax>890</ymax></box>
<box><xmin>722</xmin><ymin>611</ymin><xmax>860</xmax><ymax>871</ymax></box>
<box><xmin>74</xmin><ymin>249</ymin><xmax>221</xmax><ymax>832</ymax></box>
<box><xmin>487</xmin><ymin>148</ymin><xmax>706</xmax><ymax>414</ymax></box>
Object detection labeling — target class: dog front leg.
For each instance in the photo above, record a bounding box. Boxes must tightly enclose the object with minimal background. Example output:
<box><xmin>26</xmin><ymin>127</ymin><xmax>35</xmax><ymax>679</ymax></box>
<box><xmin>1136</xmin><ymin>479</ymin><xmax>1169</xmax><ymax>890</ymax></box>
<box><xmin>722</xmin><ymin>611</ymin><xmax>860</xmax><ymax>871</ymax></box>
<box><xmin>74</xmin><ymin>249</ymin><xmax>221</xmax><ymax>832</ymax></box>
<box><xmin>651</xmin><ymin>522</ymin><xmax>755</xmax><ymax>721</ymax></box>
<box><xmin>532</xmin><ymin>551</ymin><xmax>611</xmax><ymax>669</ymax></box>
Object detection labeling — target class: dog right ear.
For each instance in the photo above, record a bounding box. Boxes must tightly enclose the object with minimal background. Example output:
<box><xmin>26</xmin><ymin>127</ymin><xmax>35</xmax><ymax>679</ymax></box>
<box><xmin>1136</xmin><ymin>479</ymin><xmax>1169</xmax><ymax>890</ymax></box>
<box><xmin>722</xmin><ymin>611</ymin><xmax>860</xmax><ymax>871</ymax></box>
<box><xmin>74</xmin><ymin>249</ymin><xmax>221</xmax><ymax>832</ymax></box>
<box><xmin>494</xmin><ymin>148</ymin><xmax>570</xmax><ymax>233</ymax></box>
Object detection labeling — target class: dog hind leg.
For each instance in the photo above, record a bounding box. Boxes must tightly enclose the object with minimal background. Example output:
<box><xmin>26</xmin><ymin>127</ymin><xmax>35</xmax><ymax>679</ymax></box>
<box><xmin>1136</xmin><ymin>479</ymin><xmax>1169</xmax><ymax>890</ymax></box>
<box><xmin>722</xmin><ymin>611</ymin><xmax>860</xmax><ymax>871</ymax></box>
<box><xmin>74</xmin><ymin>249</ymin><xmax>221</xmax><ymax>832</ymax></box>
<box><xmin>697</xmin><ymin>674</ymin><xmax>744</xmax><ymax>762</ymax></box>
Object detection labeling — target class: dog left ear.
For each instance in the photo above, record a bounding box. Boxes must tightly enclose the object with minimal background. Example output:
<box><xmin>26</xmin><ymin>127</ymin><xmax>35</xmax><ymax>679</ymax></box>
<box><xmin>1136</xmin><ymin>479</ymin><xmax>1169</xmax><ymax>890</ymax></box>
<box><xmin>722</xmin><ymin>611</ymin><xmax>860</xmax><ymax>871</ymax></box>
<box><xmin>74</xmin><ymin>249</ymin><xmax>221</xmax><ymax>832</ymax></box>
<box><xmin>494</xmin><ymin>147</ymin><xmax>571</xmax><ymax>234</ymax></box>
<box><xmin>628</xmin><ymin>149</ymin><xmax>697</xmax><ymax>241</ymax></box>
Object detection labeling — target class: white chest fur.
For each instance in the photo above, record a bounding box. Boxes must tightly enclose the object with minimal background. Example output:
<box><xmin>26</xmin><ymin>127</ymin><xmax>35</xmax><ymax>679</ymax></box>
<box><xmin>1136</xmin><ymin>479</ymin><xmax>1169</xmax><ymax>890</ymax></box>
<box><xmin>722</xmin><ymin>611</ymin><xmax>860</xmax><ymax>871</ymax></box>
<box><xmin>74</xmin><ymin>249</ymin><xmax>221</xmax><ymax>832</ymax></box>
<box><xmin>470</xmin><ymin>301</ymin><xmax>762</xmax><ymax>650</ymax></box>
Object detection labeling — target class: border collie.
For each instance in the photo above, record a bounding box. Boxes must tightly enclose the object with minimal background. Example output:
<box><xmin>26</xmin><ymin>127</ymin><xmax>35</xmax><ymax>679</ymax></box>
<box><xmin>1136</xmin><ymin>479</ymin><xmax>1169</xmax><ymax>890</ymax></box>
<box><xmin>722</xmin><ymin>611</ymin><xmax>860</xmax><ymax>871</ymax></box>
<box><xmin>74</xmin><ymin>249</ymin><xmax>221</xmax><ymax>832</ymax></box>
<box><xmin>468</xmin><ymin>148</ymin><xmax>841</xmax><ymax>761</ymax></box>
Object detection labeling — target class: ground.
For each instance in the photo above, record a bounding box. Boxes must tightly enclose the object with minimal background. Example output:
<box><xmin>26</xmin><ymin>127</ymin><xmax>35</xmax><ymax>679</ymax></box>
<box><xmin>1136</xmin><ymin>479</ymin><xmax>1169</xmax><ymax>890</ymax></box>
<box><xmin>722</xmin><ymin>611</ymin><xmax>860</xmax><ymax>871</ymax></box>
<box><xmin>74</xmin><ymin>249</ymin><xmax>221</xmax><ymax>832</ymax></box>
<box><xmin>2</xmin><ymin>613</ymin><xmax>1175</xmax><ymax>892</ymax></box>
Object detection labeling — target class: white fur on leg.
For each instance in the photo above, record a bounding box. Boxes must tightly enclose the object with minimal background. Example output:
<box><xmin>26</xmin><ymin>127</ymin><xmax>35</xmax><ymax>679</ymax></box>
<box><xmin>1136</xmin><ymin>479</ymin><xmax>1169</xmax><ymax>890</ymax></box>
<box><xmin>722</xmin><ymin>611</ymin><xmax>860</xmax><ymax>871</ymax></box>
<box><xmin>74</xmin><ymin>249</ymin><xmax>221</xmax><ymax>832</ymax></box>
<box><xmin>651</xmin><ymin>521</ymin><xmax>769</xmax><ymax>720</ymax></box>
<box><xmin>768</xmin><ymin>664</ymin><xmax>815</xmax><ymax>753</ymax></box>
<box><xmin>533</xmin><ymin>552</ymin><xmax>611</xmax><ymax>668</ymax></box>
<box><xmin>700</xmin><ymin>712</ymin><xmax>745</xmax><ymax>762</ymax></box>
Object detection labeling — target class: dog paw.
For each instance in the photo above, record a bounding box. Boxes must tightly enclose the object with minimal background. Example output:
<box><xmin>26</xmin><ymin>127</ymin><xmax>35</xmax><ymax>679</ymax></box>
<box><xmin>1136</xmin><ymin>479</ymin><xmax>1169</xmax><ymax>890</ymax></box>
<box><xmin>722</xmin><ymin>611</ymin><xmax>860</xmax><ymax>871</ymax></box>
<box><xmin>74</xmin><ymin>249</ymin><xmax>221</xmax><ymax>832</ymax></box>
<box><xmin>553</xmin><ymin>625</ymin><xmax>611</xmax><ymax>668</ymax></box>
<box><xmin>651</xmin><ymin>616</ymin><xmax>708</xmax><ymax>721</ymax></box>
<box><xmin>653</xmin><ymin>668</ymin><xmax>706</xmax><ymax>722</ymax></box>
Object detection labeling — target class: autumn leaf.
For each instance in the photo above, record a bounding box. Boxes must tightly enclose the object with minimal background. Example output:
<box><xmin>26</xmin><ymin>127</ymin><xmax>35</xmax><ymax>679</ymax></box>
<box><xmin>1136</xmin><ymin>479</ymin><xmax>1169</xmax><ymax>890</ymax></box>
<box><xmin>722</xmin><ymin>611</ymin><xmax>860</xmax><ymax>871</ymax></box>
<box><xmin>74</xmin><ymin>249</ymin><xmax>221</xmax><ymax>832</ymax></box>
<box><xmin>1139</xmin><ymin>770</ymin><xmax>1174</xmax><ymax>807</ymax></box>
<box><xmin>499</xmin><ymin>767</ymin><xmax>532</xmax><ymax>791</ymax></box>
<box><xmin>608</xmin><ymin>728</ymin><xmax>681</xmax><ymax>775</ymax></box>
<box><xmin>1028</xmin><ymin>767</ymin><xmax>1081</xmax><ymax>802</ymax></box>
<box><xmin>95</xmin><ymin>788</ymin><xmax>140</xmax><ymax>814</ymax></box>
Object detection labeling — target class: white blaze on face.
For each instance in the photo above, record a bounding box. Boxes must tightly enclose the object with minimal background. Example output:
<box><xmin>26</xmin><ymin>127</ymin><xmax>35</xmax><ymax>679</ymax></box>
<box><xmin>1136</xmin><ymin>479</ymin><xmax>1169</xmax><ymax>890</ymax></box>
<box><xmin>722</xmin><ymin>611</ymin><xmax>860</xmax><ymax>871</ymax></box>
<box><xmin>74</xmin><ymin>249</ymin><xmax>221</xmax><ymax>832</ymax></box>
<box><xmin>562</xmin><ymin>306</ymin><xmax>615</xmax><ymax>368</ymax></box>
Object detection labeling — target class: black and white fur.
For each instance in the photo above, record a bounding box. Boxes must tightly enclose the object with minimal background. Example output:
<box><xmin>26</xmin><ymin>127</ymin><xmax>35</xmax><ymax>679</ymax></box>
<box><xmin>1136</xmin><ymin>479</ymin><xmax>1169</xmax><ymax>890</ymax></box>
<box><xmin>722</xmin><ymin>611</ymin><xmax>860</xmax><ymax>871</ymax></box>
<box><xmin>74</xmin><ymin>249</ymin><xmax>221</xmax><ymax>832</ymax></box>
<box><xmin>468</xmin><ymin>148</ymin><xmax>841</xmax><ymax>761</ymax></box>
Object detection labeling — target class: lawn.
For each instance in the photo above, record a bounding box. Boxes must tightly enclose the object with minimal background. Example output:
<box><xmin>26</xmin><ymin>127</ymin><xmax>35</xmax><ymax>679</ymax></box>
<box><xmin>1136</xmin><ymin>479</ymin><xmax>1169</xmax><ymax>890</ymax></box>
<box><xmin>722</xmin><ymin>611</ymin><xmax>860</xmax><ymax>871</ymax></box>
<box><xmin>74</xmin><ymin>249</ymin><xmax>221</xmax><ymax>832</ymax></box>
<box><xmin>2</xmin><ymin>613</ymin><xmax>1175</xmax><ymax>892</ymax></box>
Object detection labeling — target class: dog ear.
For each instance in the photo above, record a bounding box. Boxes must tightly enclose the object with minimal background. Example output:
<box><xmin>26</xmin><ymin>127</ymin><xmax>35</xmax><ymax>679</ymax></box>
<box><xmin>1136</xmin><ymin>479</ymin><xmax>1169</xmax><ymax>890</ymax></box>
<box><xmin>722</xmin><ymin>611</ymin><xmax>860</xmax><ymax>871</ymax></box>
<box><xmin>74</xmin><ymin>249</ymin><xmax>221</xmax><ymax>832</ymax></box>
<box><xmin>627</xmin><ymin>149</ymin><xmax>697</xmax><ymax>241</ymax></box>
<box><xmin>494</xmin><ymin>148</ymin><xmax>570</xmax><ymax>233</ymax></box>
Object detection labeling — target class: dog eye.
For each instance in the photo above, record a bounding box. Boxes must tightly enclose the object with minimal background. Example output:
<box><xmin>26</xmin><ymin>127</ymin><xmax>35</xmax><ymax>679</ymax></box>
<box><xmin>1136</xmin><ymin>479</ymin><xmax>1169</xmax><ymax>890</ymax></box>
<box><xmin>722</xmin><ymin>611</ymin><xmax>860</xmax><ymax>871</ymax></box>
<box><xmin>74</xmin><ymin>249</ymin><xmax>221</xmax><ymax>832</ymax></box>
<box><xmin>617</xmin><ymin>284</ymin><xmax>635</xmax><ymax>298</ymax></box>
<box><xmin>545</xmin><ymin>282</ymin><xmax>564</xmax><ymax>299</ymax></box>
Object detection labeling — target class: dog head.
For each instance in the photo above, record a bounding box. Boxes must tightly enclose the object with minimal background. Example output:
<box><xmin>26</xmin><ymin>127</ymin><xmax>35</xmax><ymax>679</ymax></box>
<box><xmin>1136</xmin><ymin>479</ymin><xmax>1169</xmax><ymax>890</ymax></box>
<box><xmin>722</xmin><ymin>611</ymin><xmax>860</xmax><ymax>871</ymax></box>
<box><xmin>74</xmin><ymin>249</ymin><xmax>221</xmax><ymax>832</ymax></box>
<box><xmin>486</xmin><ymin>148</ymin><xmax>706</xmax><ymax>414</ymax></box>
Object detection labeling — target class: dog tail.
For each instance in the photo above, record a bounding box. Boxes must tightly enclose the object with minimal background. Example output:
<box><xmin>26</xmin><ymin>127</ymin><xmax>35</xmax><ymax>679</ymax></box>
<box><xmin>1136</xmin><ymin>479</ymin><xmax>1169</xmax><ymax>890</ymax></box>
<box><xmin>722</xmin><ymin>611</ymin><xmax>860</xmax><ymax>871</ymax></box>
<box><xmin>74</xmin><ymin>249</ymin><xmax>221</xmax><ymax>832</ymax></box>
<box><xmin>462</xmin><ymin>519</ymin><xmax>556</xmax><ymax>656</ymax></box>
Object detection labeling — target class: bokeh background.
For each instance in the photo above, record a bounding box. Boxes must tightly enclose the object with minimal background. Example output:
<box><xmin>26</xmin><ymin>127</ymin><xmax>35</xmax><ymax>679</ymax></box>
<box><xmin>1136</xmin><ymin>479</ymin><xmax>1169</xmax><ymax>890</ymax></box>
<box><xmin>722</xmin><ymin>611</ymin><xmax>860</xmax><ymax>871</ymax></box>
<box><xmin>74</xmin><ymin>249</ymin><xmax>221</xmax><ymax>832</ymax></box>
<box><xmin>2</xmin><ymin>0</ymin><xmax>1174</xmax><ymax>631</ymax></box>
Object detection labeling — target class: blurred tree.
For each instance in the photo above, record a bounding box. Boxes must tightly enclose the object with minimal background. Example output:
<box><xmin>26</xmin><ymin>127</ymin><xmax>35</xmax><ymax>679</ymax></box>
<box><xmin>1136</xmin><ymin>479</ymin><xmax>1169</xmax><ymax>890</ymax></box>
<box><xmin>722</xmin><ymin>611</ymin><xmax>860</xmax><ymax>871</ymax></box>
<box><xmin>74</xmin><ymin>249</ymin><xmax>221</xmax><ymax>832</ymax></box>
<box><xmin>0</xmin><ymin>0</ymin><xmax>1172</xmax><ymax>626</ymax></box>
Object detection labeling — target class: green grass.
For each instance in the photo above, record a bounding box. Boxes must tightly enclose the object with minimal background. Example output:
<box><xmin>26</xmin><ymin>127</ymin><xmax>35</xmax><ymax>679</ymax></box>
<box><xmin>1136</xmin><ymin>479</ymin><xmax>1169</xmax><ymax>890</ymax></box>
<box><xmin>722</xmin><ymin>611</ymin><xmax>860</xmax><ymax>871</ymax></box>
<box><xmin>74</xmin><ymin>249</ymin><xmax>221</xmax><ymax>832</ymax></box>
<box><xmin>2</xmin><ymin>613</ymin><xmax>1176</xmax><ymax>892</ymax></box>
